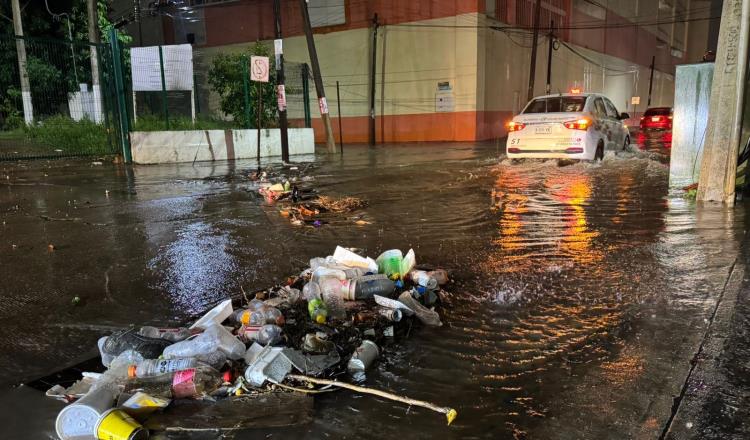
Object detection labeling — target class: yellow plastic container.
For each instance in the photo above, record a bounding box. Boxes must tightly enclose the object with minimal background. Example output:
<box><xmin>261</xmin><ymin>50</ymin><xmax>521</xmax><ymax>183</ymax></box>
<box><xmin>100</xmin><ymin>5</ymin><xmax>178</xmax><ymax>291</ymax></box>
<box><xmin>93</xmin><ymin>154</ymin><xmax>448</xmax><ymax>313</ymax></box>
<box><xmin>95</xmin><ymin>409</ymin><xmax>149</xmax><ymax>440</ymax></box>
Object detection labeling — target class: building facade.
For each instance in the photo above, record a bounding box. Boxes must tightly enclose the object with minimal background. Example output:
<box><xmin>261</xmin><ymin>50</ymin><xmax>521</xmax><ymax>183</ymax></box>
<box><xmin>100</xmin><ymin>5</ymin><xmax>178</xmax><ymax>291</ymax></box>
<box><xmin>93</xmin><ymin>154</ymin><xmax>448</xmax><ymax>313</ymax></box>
<box><xmin>125</xmin><ymin>0</ymin><xmax>719</xmax><ymax>143</ymax></box>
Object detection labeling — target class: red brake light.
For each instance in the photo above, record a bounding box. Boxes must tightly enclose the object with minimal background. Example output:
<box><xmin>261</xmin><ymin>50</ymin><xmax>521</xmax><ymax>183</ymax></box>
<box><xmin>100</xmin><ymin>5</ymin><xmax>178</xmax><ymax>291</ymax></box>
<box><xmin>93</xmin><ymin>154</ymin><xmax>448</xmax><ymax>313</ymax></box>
<box><xmin>564</xmin><ymin>119</ymin><xmax>590</xmax><ymax>130</ymax></box>
<box><xmin>507</xmin><ymin>121</ymin><xmax>526</xmax><ymax>132</ymax></box>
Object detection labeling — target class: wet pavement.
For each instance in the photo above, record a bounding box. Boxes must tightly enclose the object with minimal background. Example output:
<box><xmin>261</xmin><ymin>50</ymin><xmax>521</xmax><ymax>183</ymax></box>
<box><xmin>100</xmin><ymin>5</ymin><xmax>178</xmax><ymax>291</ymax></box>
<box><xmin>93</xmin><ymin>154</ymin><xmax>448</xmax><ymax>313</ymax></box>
<box><xmin>0</xmin><ymin>144</ymin><xmax>748</xmax><ymax>439</ymax></box>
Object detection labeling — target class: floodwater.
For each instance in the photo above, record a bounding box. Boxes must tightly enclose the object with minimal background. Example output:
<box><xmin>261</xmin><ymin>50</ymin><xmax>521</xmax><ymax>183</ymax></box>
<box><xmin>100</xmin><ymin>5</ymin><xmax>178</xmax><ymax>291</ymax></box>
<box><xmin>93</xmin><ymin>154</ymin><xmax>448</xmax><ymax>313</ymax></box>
<box><xmin>0</xmin><ymin>144</ymin><xmax>745</xmax><ymax>439</ymax></box>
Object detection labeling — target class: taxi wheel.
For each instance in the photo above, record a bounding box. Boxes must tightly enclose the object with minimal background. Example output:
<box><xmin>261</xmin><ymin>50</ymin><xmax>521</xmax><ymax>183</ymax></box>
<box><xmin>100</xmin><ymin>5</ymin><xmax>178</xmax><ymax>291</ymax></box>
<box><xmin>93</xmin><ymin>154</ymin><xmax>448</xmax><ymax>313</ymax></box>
<box><xmin>623</xmin><ymin>136</ymin><xmax>631</xmax><ymax>151</ymax></box>
<box><xmin>594</xmin><ymin>141</ymin><xmax>604</xmax><ymax>161</ymax></box>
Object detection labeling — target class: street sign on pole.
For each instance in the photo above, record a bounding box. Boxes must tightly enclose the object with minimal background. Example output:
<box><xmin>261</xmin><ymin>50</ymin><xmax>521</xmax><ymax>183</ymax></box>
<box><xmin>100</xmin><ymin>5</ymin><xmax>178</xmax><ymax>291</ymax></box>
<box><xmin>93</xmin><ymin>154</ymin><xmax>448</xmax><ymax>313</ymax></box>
<box><xmin>250</xmin><ymin>56</ymin><xmax>270</xmax><ymax>83</ymax></box>
<box><xmin>631</xmin><ymin>96</ymin><xmax>641</xmax><ymax>105</ymax></box>
<box><xmin>250</xmin><ymin>55</ymin><xmax>269</xmax><ymax>169</ymax></box>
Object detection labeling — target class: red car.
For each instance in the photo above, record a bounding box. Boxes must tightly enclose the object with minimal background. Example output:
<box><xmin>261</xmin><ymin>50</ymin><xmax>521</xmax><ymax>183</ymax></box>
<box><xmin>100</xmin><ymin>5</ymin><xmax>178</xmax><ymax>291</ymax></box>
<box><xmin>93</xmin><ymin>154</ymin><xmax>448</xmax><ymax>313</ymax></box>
<box><xmin>637</xmin><ymin>107</ymin><xmax>672</xmax><ymax>149</ymax></box>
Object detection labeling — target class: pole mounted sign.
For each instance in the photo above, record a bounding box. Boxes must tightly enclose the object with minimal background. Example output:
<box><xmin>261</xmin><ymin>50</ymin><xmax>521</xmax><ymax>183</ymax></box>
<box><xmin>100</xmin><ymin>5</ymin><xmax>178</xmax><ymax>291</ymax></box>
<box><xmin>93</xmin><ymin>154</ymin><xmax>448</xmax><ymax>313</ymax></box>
<box><xmin>250</xmin><ymin>56</ymin><xmax>270</xmax><ymax>83</ymax></box>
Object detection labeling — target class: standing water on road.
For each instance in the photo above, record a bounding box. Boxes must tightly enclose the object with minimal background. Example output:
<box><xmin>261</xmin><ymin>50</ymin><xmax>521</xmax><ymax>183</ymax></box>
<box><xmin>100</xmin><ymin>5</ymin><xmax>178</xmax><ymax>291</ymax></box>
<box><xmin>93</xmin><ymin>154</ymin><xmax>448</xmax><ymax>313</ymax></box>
<box><xmin>0</xmin><ymin>144</ymin><xmax>745</xmax><ymax>439</ymax></box>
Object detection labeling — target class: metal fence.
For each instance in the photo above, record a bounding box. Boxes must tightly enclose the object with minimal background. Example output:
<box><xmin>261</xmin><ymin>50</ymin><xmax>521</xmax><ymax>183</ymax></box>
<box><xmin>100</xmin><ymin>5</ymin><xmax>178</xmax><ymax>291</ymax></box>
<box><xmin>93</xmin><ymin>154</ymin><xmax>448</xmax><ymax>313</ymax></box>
<box><xmin>1</xmin><ymin>34</ymin><xmax>312</xmax><ymax>161</ymax></box>
<box><xmin>0</xmin><ymin>35</ymin><xmax>120</xmax><ymax>160</ymax></box>
<box><xmin>124</xmin><ymin>44</ymin><xmax>312</xmax><ymax>133</ymax></box>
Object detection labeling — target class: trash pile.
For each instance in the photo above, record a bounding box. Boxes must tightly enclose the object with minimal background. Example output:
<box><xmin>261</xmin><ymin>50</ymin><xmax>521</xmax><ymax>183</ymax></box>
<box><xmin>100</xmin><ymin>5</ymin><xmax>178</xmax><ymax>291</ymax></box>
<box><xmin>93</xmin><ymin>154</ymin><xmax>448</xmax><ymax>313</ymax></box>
<box><xmin>254</xmin><ymin>172</ymin><xmax>371</xmax><ymax>227</ymax></box>
<box><xmin>50</xmin><ymin>246</ymin><xmax>456</xmax><ymax>440</ymax></box>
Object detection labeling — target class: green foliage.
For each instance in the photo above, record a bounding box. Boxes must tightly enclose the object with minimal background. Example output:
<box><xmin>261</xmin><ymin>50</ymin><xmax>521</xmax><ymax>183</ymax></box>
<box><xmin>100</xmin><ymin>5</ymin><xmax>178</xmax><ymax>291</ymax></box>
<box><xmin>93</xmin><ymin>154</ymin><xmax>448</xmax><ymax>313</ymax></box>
<box><xmin>133</xmin><ymin>114</ymin><xmax>234</xmax><ymax>132</ymax></box>
<box><xmin>24</xmin><ymin>116</ymin><xmax>110</xmax><ymax>154</ymax></box>
<box><xmin>0</xmin><ymin>87</ymin><xmax>23</xmax><ymax>130</ymax></box>
<box><xmin>208</xmin><ymin>42</ymin><xmax>279</xmax><ymax>129</ymax></box>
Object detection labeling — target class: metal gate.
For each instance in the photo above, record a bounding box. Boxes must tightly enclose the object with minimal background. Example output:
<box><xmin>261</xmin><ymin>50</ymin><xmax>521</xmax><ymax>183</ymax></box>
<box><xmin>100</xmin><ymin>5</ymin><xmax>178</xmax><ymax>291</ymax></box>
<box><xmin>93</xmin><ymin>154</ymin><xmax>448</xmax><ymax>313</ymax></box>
<box><xmin>0</xmin><ymin>35</ymin><xmax>121</xmax><ymax>160</ymax></box>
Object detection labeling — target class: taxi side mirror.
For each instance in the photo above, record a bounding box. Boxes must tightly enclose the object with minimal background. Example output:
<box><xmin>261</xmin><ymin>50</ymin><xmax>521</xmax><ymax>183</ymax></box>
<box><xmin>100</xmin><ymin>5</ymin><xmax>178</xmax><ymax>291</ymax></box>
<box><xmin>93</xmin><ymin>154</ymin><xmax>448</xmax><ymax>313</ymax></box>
<box><xmin>619</xmin><ymin>113</ymin><xmax>630</xmax><ymax>120</ymax></box>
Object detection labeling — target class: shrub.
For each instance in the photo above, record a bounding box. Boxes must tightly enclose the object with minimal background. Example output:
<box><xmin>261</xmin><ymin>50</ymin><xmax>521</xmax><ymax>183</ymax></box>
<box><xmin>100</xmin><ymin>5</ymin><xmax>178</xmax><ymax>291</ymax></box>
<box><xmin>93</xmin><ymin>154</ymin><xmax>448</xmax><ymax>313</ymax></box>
<box><xmin>24</xmin><ymin>116</ymin><xmax>111</xmax><ymax>154</ymax></box>
<box><xmin>207</xmin><ymin>42</ymin><xmax>279</xmax><ymax>129</ymax></box>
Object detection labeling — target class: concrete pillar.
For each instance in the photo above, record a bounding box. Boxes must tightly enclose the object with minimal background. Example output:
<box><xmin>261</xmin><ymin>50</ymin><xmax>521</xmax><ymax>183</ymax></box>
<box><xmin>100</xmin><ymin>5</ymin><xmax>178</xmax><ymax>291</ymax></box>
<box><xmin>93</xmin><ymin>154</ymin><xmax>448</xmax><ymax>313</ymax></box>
<box><xmin>697</xmin><ymin>0</ymin><xmax>750</xmax><ymax>205</ymax></box>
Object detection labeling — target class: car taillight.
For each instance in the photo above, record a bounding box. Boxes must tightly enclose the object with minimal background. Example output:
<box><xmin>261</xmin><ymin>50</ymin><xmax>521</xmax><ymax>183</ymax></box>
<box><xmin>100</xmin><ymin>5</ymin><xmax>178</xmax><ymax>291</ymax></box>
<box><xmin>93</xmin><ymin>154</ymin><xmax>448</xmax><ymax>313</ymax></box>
<box><xmin>507</xmin><ymin>121</ymin><xmax>526</xmax><ymax>132</ymax></box>
<box><xmin>564</xmin><ymin>119</ymin><xmax>590</xmax><ymax>130</ymax></box>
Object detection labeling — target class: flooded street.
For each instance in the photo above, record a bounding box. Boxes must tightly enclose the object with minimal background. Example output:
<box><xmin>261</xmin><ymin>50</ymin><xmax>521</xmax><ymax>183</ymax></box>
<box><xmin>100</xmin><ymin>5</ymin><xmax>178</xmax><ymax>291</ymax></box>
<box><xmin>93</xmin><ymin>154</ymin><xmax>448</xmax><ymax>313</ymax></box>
<box><xmin>0</xmin><ymin>144</ymin><xmax>746</xmax><ymax>439</ymax></box>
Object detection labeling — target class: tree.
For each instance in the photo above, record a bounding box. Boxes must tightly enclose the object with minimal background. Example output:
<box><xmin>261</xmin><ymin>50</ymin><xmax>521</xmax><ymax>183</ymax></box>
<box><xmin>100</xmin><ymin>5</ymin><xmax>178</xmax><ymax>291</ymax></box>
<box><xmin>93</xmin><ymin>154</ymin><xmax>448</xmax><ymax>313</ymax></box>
<box><xmin>208</xmin><ymin>42</ymin><xmax>279</xmax><ymax>128</ymax></box>
<box><xmin>0</xmin><ymin>1</ymin><xmax>129</xmax><ymax>128</ymax></box>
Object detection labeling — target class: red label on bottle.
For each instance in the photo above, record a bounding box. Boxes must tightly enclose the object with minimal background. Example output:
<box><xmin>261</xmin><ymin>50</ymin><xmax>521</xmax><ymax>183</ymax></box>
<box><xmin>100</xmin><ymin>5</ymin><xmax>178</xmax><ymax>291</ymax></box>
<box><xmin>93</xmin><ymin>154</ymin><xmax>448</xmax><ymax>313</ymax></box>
<box><xmin>172</xmin><ymin>368</ymin><xmax>197</xmax><ymax>398</ymax></box>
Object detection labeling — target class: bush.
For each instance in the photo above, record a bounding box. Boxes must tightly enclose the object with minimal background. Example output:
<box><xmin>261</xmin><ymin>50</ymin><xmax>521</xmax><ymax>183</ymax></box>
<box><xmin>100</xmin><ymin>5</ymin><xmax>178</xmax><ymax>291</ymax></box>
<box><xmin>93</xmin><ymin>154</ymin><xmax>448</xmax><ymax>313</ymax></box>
<box><xmin>132</xmin><ymin>114</ymin><xmax>234</xmax><ymax>132</ymax></box>
<box><xmin>207</xmin><ymin>42</ymin><xmax>279</xmax><ymax>129</ymax></box>
<box><xmin>24</xmin><ymin>116</ymin><xmax>111</xmax><ymax>154</ymax></box>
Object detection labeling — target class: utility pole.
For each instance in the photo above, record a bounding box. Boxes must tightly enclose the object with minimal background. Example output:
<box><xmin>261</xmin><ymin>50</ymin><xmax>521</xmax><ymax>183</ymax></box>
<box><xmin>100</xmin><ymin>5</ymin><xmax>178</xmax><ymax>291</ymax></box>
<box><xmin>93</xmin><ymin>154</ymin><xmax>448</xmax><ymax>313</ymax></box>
<box><xmin>647</xmin><ymin>55</ymin><xmax>655</xmax><ymax>107</ymax></box>
<box><xmin>88</xmin><ymin>0</ymin><xmax>103</xmax><ymax>123</ymax></box>
<box><xmin>527</xmin><ymin>0</ymin><xmax>543</xmax><ymax>101</ymax></box>
<box><xmin>298</xmin><ymin>0</ymin><xmax>337</xmax><ymax>153</ymax></box>
<box><xmin>546</xmin><ymin>20</ymin><xmax>554</xmax><ymax>95</ymax></box>
<box><xmin>11</xmin><ymin>0</ymin><xmax>33</xmax><ymax>124</ymax></box>
<box><xmin>369</xmin><ymin>13</ymin><xmax>378</xmax><ymax>146</ymax></box>
<box><xmin>273</xmin><ymin>0</ymin><xmax>290</xmax><ymax>163</ymax></box>
<box><xmin>697</xmin><ymin>0</ymin><xmax>750</xmax><ymax>205</ymax></box>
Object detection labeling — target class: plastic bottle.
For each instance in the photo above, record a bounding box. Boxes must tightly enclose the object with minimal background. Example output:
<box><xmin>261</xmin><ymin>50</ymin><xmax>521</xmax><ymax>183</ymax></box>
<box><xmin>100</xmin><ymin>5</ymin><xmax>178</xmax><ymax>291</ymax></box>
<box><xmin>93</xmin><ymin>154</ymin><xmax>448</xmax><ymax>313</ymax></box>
<box><xmin>262</xmin><ymin>307</ymin><xmax>285</xmax><ymax>326</ymax></box>
<box><xmin>232</xmin><ymin>308</ymin><xmax>266</xmax><ymax>326</ymax></box>
<box><xmin>123</xmin><ymin>366</ymin><xmax>223</xmax><ymax>399</ymax></box>
<box><xmin>349</xmin><ymin>274</ymin><xmax>395</xmax><ymax>299</ymax></box>
<box><xmin>163</xmin><ymin>323</ymin><xmax>246</xmax><ymax>360</ymax></box>
<box><xmin>303</xmin><ymin>282</ymin><xmax>322</xmax><ymax>301</ymax></box>
<box><xmin>407</xmin><ymin>270</ymin><xmax>438</xmax><ymax>290</ymax></box>
<box><xmin>308</xmin><ymin>299</ymin><xmax>328</xmax><ymax>324</ymax></box>
<box><xmin>128</xmin><ymin>352</ymin><xmax>226</xmax><ymax>378</ymax></box>
<box><xmin>311</xmin><ymin>266</ymin><xmax>347</xmax><ymax>283</ymax></box>
<box><xmin>316</xmin><ymin>280</ymin><xmax>345</xmax><ymax>320</ymax></box>
<box><xmin>138</xmin><ymin>326</ymin><xmax>192</xmax><ymax>342</ymax></box>
<box><xmin>376</xmin><ymin>249</ymin><xmax>403</xmax><ymax>279</ymax></box>
<box><xmin>247</xmin><ymin>299</ymin><xmax>266</xmax><ymax>310</ymax></box>
<box><xmin>257</xmin><ymin>324</ymin><xmax>284</xmax><ymax>345</ymax></box>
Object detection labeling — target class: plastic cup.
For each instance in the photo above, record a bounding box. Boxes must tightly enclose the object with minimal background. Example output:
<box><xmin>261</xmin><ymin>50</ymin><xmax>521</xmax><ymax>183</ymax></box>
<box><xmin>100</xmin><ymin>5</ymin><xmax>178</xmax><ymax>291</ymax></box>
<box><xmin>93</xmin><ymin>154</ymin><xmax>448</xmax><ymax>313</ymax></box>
<box><xmin>56</xmin><ymin>386</ymin><xmax>117</xmax><ymax>440</ymax></box>
<box><xmin>95</xmin><ymin>409</ymin><xmax>149</xmax><ymax>440</ymax></box>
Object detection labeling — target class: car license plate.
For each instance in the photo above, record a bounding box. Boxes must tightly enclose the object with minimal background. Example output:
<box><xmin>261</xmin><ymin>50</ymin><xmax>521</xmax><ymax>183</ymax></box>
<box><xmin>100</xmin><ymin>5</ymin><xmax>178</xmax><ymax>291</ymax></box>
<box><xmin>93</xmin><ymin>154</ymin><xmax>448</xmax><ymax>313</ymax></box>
<box><xmin>535</xmin><ymin>126</ymin><xmax>551</xmax><ymax>135</ymax></box>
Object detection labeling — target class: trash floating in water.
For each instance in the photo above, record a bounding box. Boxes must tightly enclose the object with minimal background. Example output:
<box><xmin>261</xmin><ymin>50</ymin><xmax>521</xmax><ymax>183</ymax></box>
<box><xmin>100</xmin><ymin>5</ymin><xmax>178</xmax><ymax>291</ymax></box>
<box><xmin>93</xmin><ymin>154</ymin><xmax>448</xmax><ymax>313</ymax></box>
<box><xmin>48</xmin><ymin>246</ymin><xmax>457</xmax><ymax>437</ymax></box>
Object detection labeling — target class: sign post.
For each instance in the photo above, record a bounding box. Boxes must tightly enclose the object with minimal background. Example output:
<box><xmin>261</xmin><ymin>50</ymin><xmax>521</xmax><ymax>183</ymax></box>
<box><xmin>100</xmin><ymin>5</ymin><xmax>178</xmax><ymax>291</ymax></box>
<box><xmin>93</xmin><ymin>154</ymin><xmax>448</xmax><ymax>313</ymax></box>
<box><xmin>631</xmin><ymin>96</ymin><xmax>641</xmax><ymax>120</ymax></box>
<box><xmin>250</xmin><ymin>56</ymin><xmax>270</xmax><ymax>169</ymax></box>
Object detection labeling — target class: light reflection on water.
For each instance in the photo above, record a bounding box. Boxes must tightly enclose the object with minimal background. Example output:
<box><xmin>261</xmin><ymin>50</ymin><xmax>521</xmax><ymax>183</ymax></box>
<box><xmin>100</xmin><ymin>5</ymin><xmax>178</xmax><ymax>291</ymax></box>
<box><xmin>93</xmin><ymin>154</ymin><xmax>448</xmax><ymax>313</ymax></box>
<box><xmin>0</xmin><ymin>146</ymin><xmax>746</xmax><ymax>439</ymax></box>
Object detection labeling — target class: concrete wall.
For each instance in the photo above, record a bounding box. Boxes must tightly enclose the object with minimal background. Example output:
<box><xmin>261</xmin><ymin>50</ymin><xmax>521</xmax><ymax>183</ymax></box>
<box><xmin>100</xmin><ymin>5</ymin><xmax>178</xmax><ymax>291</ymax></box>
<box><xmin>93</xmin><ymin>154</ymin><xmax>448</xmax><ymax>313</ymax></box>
<box><xmin>178</xmin><ymin>1</ymin><xmax>710</xmax><ymax>143</ymax></box>
<box><xmin>131</xmin><ymin>128</ymin><xmax>314</xmax><ymax>164</ymax></box>
<box><xmin>670</xmin><ymin>63</ymin><xmax>714</xmax><ymax>187</ymax></box>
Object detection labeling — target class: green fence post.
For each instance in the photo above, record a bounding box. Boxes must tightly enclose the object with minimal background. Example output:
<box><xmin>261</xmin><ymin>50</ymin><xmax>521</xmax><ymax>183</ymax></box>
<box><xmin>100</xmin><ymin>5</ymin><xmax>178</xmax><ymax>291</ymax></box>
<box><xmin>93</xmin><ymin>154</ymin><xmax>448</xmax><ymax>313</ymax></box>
<box><xmin>109</xmin><ymin>28</ymin><xmax>131</xmax><ymax>163</ymax></box>
<box><xmin>302</xmin><ymin>64</ymin><xmax>311</xmax><ymax>128</ymax></box>
<box><xmin>242</xmin><ymin>56</ymin><xmax>251</xmax><ymax>129</ymax></box>
<box><xmin>158</xmin><ymin>45</ymin><xmax>169</xmax><ymax>130</ymax></box>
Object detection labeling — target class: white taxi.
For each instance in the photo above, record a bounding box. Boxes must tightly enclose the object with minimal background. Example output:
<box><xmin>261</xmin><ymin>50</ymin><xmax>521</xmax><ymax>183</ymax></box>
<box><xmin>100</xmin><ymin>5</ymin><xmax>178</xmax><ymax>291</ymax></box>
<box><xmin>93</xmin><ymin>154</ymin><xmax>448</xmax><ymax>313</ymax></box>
<box><xmin>506</xmin><ymin>93</ymin><xmax>631</xmax><ymax>161</ymax></box>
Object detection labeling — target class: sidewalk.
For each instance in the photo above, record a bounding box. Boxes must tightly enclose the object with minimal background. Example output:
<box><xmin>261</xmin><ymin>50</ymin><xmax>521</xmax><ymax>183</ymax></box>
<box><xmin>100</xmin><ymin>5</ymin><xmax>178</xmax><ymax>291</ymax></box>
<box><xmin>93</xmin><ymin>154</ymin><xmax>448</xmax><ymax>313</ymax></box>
<box><xmin>666</xmin><ymin>239</ymin><xmax>750</xmax><ymax>439</ymax></box>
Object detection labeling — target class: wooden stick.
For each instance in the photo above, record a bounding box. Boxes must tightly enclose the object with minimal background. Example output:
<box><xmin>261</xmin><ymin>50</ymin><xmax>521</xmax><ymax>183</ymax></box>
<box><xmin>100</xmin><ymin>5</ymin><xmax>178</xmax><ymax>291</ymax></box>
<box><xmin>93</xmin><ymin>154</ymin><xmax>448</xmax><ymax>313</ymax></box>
<box><xmin>287</xmin><ymin>374</ymin><xmax>458</xmax><ymax>425</ymax></box>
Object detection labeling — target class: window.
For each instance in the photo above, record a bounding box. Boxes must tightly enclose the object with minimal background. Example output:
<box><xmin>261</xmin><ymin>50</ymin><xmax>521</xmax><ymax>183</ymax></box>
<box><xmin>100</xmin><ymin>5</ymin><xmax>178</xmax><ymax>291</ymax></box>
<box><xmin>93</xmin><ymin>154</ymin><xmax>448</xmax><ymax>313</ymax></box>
<box><xmin>644</xmin><ymin>107</ymin><xmax>672</xmax><ymax>117</ymax></box>
<box><xmin>593</xmin><ymin>98</ymin><xmax>607</xmax><ymax>117</ymax></box>
<box><xmin>308</xmin><ymin>0</ymin><xmax>346</xmax><ymax>28</ymax></box>
<box><xmin>523</xmin><ymin>96</ymin><xmax>587</xmax><ymax>113</ymax></box>
<box><xmin>603</xmin><ymin>99</ymin><xmax>619</xmax><ymax>118</ymax></box>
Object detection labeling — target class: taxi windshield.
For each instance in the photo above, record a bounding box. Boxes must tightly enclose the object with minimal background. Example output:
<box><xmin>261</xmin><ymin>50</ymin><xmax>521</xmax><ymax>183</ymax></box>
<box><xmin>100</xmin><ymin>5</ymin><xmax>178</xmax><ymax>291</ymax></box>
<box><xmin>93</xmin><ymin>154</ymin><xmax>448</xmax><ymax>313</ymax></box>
<box><xmin>523</xmin><ymin>96</ymin><xmax>587</xmax><ymax>114</ymax></box>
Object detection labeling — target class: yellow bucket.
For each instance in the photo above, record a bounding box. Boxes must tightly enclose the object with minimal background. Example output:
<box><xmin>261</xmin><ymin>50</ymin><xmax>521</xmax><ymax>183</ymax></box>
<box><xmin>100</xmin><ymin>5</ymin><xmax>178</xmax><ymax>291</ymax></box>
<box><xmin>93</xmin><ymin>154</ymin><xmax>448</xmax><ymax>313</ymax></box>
<box><xmin>95</xmin><ymin>409</ymin><xmax>149</xmax><ymax>440</ymax></box>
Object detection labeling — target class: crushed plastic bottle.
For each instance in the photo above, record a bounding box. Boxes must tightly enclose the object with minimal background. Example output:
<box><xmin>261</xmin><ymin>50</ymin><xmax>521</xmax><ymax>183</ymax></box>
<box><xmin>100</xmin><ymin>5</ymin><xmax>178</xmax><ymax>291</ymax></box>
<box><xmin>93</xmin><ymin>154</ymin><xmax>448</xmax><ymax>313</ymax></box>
<box><xmin>138</xmin><ymin>326</ymin><xmax>192</xmax><ymax>342</ymax></box>
<box><xmin>163</xmin><ymin>323</ymin><xmax>245</xmax><ymax>360</ymax></box>
<box><xmin>407</xmin><ymin>270</ymin><xmax>438</xmax><ymax>290</ymax></box>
